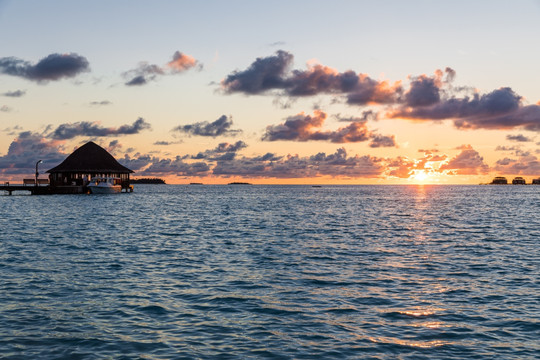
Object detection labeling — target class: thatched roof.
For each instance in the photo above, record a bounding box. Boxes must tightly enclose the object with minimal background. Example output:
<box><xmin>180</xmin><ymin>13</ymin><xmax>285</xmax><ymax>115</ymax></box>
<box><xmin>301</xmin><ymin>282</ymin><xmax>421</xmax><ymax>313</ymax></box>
<box><xmin>47</xmin><ymin>141</ymin><xmax>133</xmax><ymax>174</ymax></box>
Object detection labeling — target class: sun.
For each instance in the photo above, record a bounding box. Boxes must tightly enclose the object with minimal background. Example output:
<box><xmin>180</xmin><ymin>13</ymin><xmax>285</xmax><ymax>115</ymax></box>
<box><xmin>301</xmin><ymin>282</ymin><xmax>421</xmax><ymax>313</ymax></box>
<box><xmin>410</xmin><ymin>170</ymin><xmax>429</xmax><ymax>183</ymax></box>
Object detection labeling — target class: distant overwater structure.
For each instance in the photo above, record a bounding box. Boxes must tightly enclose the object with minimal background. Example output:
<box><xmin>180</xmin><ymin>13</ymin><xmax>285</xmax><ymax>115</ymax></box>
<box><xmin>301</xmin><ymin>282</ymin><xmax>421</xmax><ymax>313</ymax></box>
<box><xmin>489</xmin><ymin>176</ymin><xmax>540</xmax><ymax>185</ymax></box>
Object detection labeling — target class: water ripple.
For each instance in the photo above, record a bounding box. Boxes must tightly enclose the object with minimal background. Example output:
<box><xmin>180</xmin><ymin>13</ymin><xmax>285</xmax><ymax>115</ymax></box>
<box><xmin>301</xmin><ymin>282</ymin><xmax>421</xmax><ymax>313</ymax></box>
<box><xmin>1</xmin><ymin>185</ymin><xmax>539</xmax><ymax>359</ymax></box>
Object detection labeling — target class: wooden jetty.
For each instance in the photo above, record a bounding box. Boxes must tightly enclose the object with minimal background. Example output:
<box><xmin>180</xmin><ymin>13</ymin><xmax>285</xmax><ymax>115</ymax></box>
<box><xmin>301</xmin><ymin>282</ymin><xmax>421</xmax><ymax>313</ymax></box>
<box><xmin>0</xmin><ymin>181</ymin><xmax>51</xmax><ymax>195</ymax></box>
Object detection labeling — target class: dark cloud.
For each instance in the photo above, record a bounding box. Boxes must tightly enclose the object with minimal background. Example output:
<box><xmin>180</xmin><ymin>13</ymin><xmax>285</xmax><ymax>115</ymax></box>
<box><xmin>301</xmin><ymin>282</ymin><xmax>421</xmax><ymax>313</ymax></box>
<box><xmin>0</xmin><ymin>132</ymin><xmax>66</xmax><ymax>176</ymax></box>
<box><xmin>404</xmin><ymin>68</ymin><xmax>455</xmax><ymax>107</ymax></box>
<box><xmin>405</xmin><ymin>75</ymin><xmax>441</xmax><ymax>107</ymax></box>
<box><xmin>0</xmin><ymin>53</ymin><xmax>89</xmax><ymax>82</ymax></box>
<box><xmin>439</xmin><ymin>145</ymin><xmax>489</xmax><ymax>175</ymax></box>
<box><xmin>173</xmin><ymin>115</ymin><xmax>241</xmax><ymax>137</ymax></box>
<box><xmin>495</xmin><ymin>145</ymin><xmax>520</xmax><ymax>151</ymax></box>
<box><xmin>222</xmin><ymin>51</ymin><xmax>402</xmax><ymax>105</ymax></box>
<box><xmin>262</xmin><ymin>110</ymin><xmax>396</xmax><ymax>146</ymax></box>
<box><xmin>105</xmin><ymin>139</ymin><xmax>123</xmax><ymax>154</ymax></box>
<box><xmin>506</xmin><ymin>134</ymin><xmax>532</xmax><ymax>142</ymax></box>
<box><xmin>143</xmin><ymin>157</ymin><xmax>210</xmax><ymax>177</ymax></box>
<box><xmin>390</xmin><ymin>87</ymin><xmax>540</xmax><ymax>131</ymax></box>
<box><xmin>369</xmin><ymin>134</ymin><xmax>397</xmax><ymax>148</ymax></box>
<box><xmin>192</xmin><ymin>141</ymin><xmax>247</xmax><ymax>160</ymax></box>
<box><xmin>124</xmin><ymin>51</ymin><xmax>200</xmax><ymax>86</ymax></box>
<box><xmin>212</xmin><ymin>147</ymin><xmax>385</xmax><ymax>179</ymax></box>
<box><xmin>2</xmin><ymin>90</ymin><xmax>26</xmax><ymax>97</ymax></box>
<box><xmin>221</xmin><ymin>50</ymin><xmax>292</xmax><ymax>94</ymax></box>
<box><xmin>118</xmin><ymin>153</ymin><xmax>154</xmax><ymax>171</ymax></box>
<box><xmin>494</xmin><ymin>153</ymin><xmax>540</xmax><ymax>175</ymax></box>
<box><xmin>47</xmin><ymin>117</ymin><xmax>151</xmax><ymax>140</ymax></box>
<box><xmin>153</xmin><ymin>140</ymin><xmax>182</xmax><ymax>146</ymax></box>
<box><xmin>335</xmin><ymin>110</ymin><xmax>378</xmax><ymax>122</ymax></box>
<box><xmin>124</xmin><ymin>64</ymin><xmax>163</xmax><ymax>86</ymax></box>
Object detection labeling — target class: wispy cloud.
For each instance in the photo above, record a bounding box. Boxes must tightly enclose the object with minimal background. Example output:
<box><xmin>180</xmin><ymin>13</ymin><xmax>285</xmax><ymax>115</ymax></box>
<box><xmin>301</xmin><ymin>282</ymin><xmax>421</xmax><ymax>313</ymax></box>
<box><xmin>2</xmin><ymin>90</ymin><xmax>26</xmax><ymax>97</ymax></box>
<box><xmin>123</xmin><ymin>51</ymin><xmax>201</xmax><ymax>86</ymax></box>
<box><xmin>506</xmin><ymin>134</ymin><xmax>532</xmax><ymax>142</ymax></box>
<box><xmin>0</xmin><ymin>53</ymin><xmax>90</xmax><ymax>82</ymax></box>
<box><xmin>89</xmin><ymin>100</ymin><xmax>112</xmax><ymax>106</ymax></box>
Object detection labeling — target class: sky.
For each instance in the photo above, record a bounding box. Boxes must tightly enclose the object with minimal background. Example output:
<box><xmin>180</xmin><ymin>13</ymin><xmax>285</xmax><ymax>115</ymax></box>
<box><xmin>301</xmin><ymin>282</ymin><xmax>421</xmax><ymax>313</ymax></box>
<box><xmin>1</xmin><ymin>0</ymin><xmax>540</xmax><ymax>184</ymax></box>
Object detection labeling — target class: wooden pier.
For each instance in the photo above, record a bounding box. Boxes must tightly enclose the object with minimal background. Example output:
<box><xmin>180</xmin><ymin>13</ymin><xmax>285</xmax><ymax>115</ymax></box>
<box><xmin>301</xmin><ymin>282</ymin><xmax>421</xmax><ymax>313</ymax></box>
<box><xmin>1</xmin><ymin>181</ymin><xmax>133</xmax><ymax>195</ymax></box>
<box><xmin>0</xmin><ymin>182</ymin><xmax>51</xmax><ymax>195</ymax></box>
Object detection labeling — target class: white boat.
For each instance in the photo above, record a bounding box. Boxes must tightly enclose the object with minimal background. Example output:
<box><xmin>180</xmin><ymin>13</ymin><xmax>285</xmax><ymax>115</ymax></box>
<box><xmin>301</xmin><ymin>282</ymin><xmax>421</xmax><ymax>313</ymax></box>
<box><xmin>87</xmin><ymin>177</ymin><xmax>122</xmax><ymax>194</ymax></box>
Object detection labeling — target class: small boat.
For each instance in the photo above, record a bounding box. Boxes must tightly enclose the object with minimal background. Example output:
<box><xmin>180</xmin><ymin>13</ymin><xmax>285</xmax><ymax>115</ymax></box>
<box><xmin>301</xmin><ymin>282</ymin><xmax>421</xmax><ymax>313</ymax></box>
<box><xmin>87</xmin><ymin>177</ymin><xmax>122</xmax><ymax>194</ymax></box>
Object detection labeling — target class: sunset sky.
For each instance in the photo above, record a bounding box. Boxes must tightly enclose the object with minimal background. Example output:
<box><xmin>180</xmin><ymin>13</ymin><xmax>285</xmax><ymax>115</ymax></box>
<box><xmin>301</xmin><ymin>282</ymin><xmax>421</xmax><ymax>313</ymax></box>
<box><xmin>2</xmin><ymin>0</ymin><xmax>540</xmax><ymax>184</ymax></box>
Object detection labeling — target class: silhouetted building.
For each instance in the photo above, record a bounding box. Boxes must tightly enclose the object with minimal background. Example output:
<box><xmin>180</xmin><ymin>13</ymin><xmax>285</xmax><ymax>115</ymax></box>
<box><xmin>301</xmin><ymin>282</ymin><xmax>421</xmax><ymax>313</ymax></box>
<box><xmin>512</xmin><ymin>177</ymin><xmax>526</xmax><ymax>185</ymax></box>
<box><xmin>490</xmin><ymin>177</ymin><xmax>508</xmax><ymax>184</ymax></box>
<box><xmin>46</xmin><ymin>141</ymin><xmax>133</xmax><ymax>193</ymax></box>
<box><xmin>532</xmin><ymin>178</ymin><xmax>540</xmax><ymax>185</ymax></box>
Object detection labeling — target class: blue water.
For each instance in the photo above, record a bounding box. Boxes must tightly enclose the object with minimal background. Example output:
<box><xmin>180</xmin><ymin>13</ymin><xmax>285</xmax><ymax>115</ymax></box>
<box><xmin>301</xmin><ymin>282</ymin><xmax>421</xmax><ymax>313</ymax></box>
<box><xmin>0</xmin><ymin>185</ymin><xmax>538</xmax><ymax>359</ymax></box>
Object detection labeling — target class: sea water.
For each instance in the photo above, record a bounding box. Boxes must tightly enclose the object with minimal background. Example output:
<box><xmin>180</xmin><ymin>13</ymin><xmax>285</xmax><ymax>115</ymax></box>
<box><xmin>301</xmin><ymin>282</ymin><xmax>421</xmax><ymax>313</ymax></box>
<box><xmin>0</xmin><ymin>185</ymin><xmax>538</xmax><ymax>359</ymax></box>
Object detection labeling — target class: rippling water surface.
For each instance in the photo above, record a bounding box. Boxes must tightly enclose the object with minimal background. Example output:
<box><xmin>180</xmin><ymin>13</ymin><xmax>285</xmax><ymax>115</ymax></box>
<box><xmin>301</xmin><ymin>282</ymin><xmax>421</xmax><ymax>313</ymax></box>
<box><xmin>1</xmin><ymin>185</ymin><xmax>538</xmax><ymax>359</ymax></box>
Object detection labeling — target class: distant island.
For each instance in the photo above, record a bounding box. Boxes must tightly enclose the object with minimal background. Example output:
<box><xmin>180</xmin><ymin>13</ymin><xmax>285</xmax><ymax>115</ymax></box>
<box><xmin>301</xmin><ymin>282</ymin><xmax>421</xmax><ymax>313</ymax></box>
<box><xmin>130</xmin><ymin>178</ymin><xmax>166</xmax><ymax>184</ymax></box>
<box><xmin>228</xmin><ymin>182</ymin><xmax>252</xmax><ymax>185</ymax></box>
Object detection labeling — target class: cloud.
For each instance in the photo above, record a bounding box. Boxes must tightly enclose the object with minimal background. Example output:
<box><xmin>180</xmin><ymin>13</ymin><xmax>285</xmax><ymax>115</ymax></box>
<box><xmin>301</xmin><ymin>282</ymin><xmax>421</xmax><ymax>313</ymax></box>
<box><xmin>105</xmin><ymin>139</ymin><xmax>122</xmax><ymax>154</ymax></box>
<box><xmin>2</xmin><ymin>90</ymin><xmax>26</xmax><ymax>97</ymax></box>
<box><xmin>334</xmin><ymin>111</ymin><xmax>378</xmax><ymax>122</ymax></box>
<box><xmin>221</xmin><ymin>50</ymin><xmax>293</xmax><ymax>94</ymax></box>
<box><xmin>212</xmin><ymin>147</ymin><xmax>385</xmax><ymax>178</ymax></box>
<box><xmin>506</xmin><ymin>134</ymin><xmax>532</xmax><ymax>142</ymax></box>
<box><xmin>47</xmin><ymin>117</ymin><xmax>151</xmax><ymax>140</ymax></box>
<box><xmin>386</xmin><ymin>150</ymin><xmax>448</xmax><ymax>178</ymax></box>
<box><xmin>89</xmin><ymin>100</ymin><xmax>112</xmax><ymax>106</ymax></box>
<box><xmin>166</xmin><ymin>51</ymin><xmax>200</xmax><ymax>72</ymax></box>
<box><xmin>223</xmin><ymin>54</ymin><xmax>540</xmax><ymax>133</ymax></box>
<box><xmin>153</xmin><ymin>140</ymin><xmax>182</xmax><ymax>146</ymax></box>
<box><xmin>404</xmin><ymin>68</ymin><xmax>455</xmax><ymax>107</ymax></box>
<box><xmin>262</xmin><ymin>110</ymin><xmax>396</xmax><ymax>146</ymax></box>
<box><xmin>0</xmin><ymin>132</ymin><xmax>66</xmax><ymax>176</ymax></box>
<box><xmin>0</xmin><ymin>53</ymin><xmax>90</xmax><ymax>82</ymax></box>
<box><xmin>439</xmin><ymin>145</ymin><xmax>489</xmax><ymax>175</ymax></box>
<box><xmin>143</xmin><ymin>157</ymin><xmax>210</xmax><ymax>177</ymax></box>
<box><xmin>192</xmin><ymin>141</ymin><xmax>247</xmax><ymax>160</ymax></box>
<box><xmin>369</xmin><ymin>134</ymin><xmax>397</xmax><ymax>148</ymax></box>
<box><xmin>173</xmin><ymin>115</ymin><xmax>241</xmax><ymax>137</ymax></box>
<box><xmin>222</xmin><ymin>51</ymin><xmax>403</xmax><ymax>105</ymax></box>
<box><xmin>494</xmin><ymin>153</ymin><xmax>540</xmax><ymax>175</ymax></box>
<box><xmin>124</xmin><ymin>51</ymin><xmax>200</xmax><ymax>86</ymax></box>
<box><xmin>390</xmin><ymin>86</ymin><xmax>540</xmax><ymax>131</ymax></box>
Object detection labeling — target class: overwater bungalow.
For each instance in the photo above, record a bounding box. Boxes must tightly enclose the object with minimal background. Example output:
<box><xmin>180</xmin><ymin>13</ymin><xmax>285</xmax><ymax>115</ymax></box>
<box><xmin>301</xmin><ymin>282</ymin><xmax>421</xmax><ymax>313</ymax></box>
<box><xmin>490</xmin><ymin>176</ymin><xmax>508</xmax><ymax>184</ymax></box>
<box><xmin>532</xmin><ymin>178</ymin><xmax>540</xmax><ymax>185</ymax></box>
<box><xmin>46</xmin><ymin>141</ymin><xmax>133</xmax><ymax>194</ymax></box>
<box><xmin>511</xmin><ymin>177</ymin><xmax>526</xmax><ymax>185</ymax></box>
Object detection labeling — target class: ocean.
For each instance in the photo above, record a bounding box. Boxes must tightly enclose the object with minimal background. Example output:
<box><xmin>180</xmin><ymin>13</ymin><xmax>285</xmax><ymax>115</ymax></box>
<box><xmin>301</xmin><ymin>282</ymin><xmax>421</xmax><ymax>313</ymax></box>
<box><xmin>0</xmin><ymin>185</ymin><xmax>538</xmax><ymax>359</ymax></box>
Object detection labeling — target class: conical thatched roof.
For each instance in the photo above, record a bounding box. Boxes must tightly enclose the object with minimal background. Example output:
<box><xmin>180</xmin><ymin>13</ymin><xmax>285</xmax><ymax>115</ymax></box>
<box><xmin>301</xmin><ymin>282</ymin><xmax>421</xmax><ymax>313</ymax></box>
<box><xmin>47</xmin><ymin>141</ymin><xmax>133</xmax><ymax>174</ymax></box>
